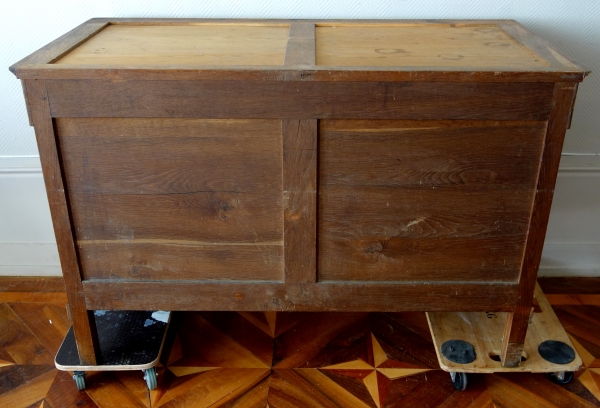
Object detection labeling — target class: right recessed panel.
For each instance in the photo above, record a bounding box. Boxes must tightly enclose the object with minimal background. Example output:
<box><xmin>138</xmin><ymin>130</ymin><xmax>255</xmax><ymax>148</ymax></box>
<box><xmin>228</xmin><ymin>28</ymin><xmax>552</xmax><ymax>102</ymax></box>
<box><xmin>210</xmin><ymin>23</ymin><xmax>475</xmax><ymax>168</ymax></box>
<box><xmin>317</xmin><ymin>120</ymin><xmax>546</xmax><ymax>283</ymax></box>
<box><xmin>315</xmin><ymin>24</ymin><xmax>548</xmax><ymax>68</ymax></box>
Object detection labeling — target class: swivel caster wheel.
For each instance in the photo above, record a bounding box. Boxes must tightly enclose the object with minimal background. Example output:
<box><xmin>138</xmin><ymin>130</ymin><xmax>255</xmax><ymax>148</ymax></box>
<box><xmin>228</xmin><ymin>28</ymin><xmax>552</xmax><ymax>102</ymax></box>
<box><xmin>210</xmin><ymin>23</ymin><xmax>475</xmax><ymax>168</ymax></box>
<box><xmin>143</xmin><ymin>367</ymin><xmax>158</xmax><ymax>390</ymax></box>
<box><xmin>73</xmin><ymin>371</ymin><xmax>86</xmax><ymax>391</ymax></box>
<box><xmin>548</xmin><ymin>371</ymin><xmax>574</xmax><ymax>385</ymax></box>
<box><xmin>450</xmin><ymin>372</ymin><xmax>468</xmax><ymax>391</ymax></box>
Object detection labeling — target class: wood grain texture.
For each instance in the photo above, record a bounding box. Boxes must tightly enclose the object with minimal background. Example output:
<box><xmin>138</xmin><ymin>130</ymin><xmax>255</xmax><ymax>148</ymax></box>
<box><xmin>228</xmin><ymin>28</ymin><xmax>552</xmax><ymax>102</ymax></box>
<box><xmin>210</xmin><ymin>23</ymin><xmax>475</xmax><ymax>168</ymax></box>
<box><xmin>0</xmin><ymin>276</ymin><xmax>65</xmax><ymax>293</ymax></box>
<box><xmin>282</xmin><ymin>119</ymin><xmax>317</xmax><ymax>283</ymax></box>
<box><xmin>11</xmin><ymin>19</ymin><xmax>587</xmax><ymax>82</ymax></box>
<box><xmin>7</xmin><ymin>303</ymin><xmax>70</xmax><ymax>356</ymax></box>
<box><xmin>320</xmin><ymin>120</ymin><xmax>547</xmax><ymax>188</ymax></box>
<box><xmin>485</xmin><ymin>373</ymin><xmax>598</xmax><ymax>408</ymax></box>
<box><xmin>56</xmin><ymin>118</ymin><xmax>284</xmax><ymax>282</ymax></box>
<box><xmin>318</xmin><ymin>120</ymin><xmax>545</xmax><ymax>283</ymax></box>
<box><xmin>82</xmin><ymin>281</ymin><xmax>520</xmax><ymax>312</ymax></box>
<box><xmin>46</xmin><ymin>80</ymin><xmax>554</xmax><ymax>120</ymax></box>
<box><xmin>501</xmin><ymin>82</ymin><xmax>578</xmax><ymax>367</ymax></box>
<box><xmin>284</xmin><ymin>23</ymin><xmax>315</xmax><ymax>66</ymax></box>
<box><xmin>498</xmin><ymin>22</ymin><xmax>584</xmax><ymax>73</ymax></box>
<box><xmin>0</xmin><ymin>303</ymin><xmax>55</xmax><ymax>365</ymax></box>
<box><xmin>316</xmin><ymin>24</ymin><xmax>548</xmax><ymax>68</ymax></box>
<box><xmin>0</xmin><ymin>368</ymin><xmax>56</xmax><ymax>408</ymax></box>
<box><xmin>76</xmin><ymin>241</ymin><xmax>284</xmax><ymax>282</ymax></box>
<box><xmin>25</xmin><ymin>79</ymin><xmax>99</xmax><ymax>365</ymax></box>
<box><xmin>54</xmin><ymin>24</ymin><xmax>290</xmax><ymax>66</ymax></box>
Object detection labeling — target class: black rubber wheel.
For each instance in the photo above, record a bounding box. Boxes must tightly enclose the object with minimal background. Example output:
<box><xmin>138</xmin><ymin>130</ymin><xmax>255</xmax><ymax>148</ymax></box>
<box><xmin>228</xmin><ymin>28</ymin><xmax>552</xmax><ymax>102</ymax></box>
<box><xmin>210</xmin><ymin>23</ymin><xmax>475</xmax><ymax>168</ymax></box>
<box><xmin>452</xmin><ymin>372</ymin><xmax>468</xmax><ymax>391</ymax></box>
<box><xmin>73</xmin><ymin>372</ymin><xmax>86</xmax><ymax>391</ymax></box>
<box><xmin>548</xmin><ymin>371</ymin><xmax>574</xmax><ymax>384</ymax></box>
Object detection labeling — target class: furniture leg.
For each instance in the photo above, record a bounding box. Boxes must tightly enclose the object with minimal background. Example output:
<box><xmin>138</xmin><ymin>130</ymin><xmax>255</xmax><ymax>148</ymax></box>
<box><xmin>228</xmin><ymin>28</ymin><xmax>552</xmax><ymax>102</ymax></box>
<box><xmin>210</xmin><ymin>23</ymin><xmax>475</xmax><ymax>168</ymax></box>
<box><xmin>501</xmin><ymin>306</ymin><xmax>531</xmax><ymax>367</ymax></box>
<box><xmin>27</xmin><ymin>79</ymin><xmax>100</xmax><ymax>365</ymax></box>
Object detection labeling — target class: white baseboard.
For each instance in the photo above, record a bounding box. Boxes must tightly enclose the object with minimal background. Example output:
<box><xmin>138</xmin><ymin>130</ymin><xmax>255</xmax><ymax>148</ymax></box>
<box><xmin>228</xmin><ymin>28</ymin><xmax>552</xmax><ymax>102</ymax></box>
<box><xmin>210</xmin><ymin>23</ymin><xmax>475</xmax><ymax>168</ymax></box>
<box><xmin>0</xmin><ymin>155</ymin><xmax>598</xmax><ymax>277</ymax></box>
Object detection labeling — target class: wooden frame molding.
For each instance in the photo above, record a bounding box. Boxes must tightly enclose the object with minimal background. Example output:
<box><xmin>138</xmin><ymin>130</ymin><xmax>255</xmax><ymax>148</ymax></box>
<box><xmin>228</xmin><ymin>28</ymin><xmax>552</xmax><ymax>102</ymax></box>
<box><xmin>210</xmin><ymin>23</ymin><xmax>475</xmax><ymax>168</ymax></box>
<box><xmin>45</xmin><ymin>80</ymin><xmax>554</xmax><ymax>120</ymax></box>
<box><xmin>25</xmin><ymin>79</ymin><xmax>99</xmax><ymax>365</ymax></box>
<box><xmin>500</xmin><ymin>82</ymin><xmax>578</xmax><ymax>367</ymax></box>
<box><xmin>82</xmin><ymin>281</ymin><xmax>520</xmax><ymax>312</ymax></box>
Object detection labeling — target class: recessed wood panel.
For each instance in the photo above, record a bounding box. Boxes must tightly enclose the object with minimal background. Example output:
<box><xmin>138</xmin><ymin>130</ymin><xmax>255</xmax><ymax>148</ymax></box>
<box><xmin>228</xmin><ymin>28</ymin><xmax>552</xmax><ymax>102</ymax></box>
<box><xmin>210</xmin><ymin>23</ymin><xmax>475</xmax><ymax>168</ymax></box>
<box><xmin>56</xmin><ymin>118</ymin><xmax>284</xmax><ymax>281</ymax></box>
<box><xmin>318</xmin><ymin>120</ymin><xmax>546</xmax><ymax>283</ymax></box>
<box><xmin>54</xmin><ymin>24</ymin><xmax>290</xmax><ymax>66</ymax></box>
<box><xmin>316</xmin><ymin>24</ymin><xmax>549</xmax><ymax>68</ymax></box>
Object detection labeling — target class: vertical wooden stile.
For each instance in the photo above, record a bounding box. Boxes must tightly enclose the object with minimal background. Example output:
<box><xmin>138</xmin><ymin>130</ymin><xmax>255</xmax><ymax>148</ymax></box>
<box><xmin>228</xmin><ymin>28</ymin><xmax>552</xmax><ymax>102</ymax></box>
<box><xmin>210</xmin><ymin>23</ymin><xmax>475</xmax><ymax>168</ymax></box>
<box><xmin>26</xmin><ymin>79</ymin><xmax>100</xmax><ymax>365</ymax></box>
<box><xmin>282</xmin><ymin>23</ymin><xmax>318</xmax><ymax>284</ymax></box>
<box><xmin>501</xmin><ymin>82</ymin><xmax>578</xmax><ymax>367</ymax></box>
<box><xmin>282</xmin><ymin>119</ymin><xmax>318</xmax><ymax>283</ymax></box>
<box><xmin>284</xmin><ymin>22</ymin><xmax>316</xmax><ymax>66</ymax></box>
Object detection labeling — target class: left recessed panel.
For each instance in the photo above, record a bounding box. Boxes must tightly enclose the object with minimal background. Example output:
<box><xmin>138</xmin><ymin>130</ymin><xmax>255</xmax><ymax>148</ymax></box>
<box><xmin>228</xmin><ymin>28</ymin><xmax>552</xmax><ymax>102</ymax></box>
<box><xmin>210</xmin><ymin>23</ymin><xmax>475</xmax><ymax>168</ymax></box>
<box><xmin>55</xmin><ymin>118</ymin><xmax>285</xmax><ymax>282</ymax></box>
<box><xmin>53</xmin><ymin>24</ymin><xmax>290</xmax><ymax>66</ymax></box>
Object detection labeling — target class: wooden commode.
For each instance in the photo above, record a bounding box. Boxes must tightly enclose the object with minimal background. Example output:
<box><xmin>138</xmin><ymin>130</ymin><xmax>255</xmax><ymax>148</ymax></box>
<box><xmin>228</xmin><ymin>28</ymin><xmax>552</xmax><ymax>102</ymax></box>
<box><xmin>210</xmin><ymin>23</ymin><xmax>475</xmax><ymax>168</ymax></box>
<box><xmin>10</xmin><ymin>19</ymin><xmax>588</xmax><ymax>368</ymax></box>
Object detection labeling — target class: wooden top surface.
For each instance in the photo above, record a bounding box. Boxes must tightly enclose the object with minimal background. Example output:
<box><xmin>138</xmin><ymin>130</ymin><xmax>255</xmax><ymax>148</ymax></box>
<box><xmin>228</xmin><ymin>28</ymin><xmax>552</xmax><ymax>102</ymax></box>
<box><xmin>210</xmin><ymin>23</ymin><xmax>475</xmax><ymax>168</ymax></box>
<box><xmin>316</xmin><ymin>24</ymin><xmax>547</xmax><ymax>68</ymax></box>
<box><xmin>10</xmin><ymin>19</ymin><xmax>588</xmax><ymax>82</ymax></box>
<box><xmin>55</xmin><ymin>24</ymin><xmax>290</xmax><ymax>66</ymax></box>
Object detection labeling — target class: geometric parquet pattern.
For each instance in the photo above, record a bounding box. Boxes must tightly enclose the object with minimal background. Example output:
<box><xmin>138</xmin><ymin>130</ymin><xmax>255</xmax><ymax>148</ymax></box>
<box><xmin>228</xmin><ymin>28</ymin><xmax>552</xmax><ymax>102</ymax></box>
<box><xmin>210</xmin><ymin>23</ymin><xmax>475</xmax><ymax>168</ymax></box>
<box><xmin>1</xmin><ymin>278</ymin><xmax>600</xmax><ymax>407</ymax></box>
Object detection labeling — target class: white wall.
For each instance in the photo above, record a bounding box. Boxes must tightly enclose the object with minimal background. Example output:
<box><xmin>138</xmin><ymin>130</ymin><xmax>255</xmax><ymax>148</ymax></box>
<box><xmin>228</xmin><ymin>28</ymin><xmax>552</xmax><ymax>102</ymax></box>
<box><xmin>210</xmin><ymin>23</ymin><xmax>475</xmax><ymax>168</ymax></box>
<box><xmin>0</xmin><ymin>1</ymin><xmax>598</xmax><ymax>276</ymax></box>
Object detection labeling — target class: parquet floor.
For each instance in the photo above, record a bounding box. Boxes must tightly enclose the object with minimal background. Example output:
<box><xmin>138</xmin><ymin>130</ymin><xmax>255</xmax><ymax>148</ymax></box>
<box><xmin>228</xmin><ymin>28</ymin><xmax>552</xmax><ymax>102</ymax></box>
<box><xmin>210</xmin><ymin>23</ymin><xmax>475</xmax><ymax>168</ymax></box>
<box><xmin>1</xmin><ymin>277</ymin><xmax>599</xmax><ymax>408</ymax></box>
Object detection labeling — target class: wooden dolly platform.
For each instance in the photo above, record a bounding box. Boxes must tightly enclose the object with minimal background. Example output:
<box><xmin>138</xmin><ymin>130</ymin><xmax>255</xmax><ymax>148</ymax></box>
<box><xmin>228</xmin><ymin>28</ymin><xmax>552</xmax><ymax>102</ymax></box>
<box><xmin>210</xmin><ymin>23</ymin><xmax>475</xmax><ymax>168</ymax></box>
<box><xmin>55</xmin><ymin>310</ymin><xmax>171</xmax><ymax>391</ymax></box>
<box><xmin>427</xmin><ymin>283</ymin><xmax>581</xmax><ymax>390</ymax></box>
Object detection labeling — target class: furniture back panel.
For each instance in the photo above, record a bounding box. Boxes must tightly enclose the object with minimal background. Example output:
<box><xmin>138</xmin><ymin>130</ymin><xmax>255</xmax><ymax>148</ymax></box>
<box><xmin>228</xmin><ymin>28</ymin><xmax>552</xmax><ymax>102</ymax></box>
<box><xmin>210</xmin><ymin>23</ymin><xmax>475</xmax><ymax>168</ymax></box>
<box><xmin>318</xmin><ymin>120</ymin><xmax>547</xmax><ymax>283</ymax></box>
<box><xmin>56</xmin><ymin>118</ymin><xmax>284</xmax><ymax>281</ymax></box>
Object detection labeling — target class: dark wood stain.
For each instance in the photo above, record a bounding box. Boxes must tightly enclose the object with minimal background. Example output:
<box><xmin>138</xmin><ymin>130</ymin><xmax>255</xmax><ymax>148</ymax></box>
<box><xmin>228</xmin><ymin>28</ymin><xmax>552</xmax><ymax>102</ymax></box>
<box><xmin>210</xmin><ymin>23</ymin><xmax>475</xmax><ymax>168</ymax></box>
<box><xmin>501</xmin><ymin>82</ymin><xmax>578</xmax><ymax>366</ymax></box>
<box><xmin>46</xmin><ymin>80</ymin><xmax>554</xmax><ymax>121</ymax></box>
<box><xmin>282</xmin><ymin>119</ymin><xmax>317</xmax><ymax>283</ymax></box>
<box><xmin>25</xmin><ymin>79</ymin><xmax>99</xmax><ymax>365</ymax></box>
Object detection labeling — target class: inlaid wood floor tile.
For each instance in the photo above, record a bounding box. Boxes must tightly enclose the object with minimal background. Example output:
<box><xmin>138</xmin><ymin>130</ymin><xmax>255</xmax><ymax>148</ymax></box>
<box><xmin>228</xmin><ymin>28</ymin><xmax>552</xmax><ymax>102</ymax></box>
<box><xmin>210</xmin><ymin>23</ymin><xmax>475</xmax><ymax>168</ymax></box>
<box><xmin>200</xmin><ymin>312</ymin><xmax>274</xmax><ymax>366</ymax></box>
<box><xmin>578</xmin><ymin>370</ymin><xmax>600</xmax><ymax>402</ymax></box>
<box><xmin>154</xmin><ymin>368</ymin><xmax>270</xmax><ymax>407</ymax></box>
<box><xmin>7</xmin><ymin>303</ymin><xmax>70</xmax><ymax>356</ymax></box>
<box><xmin>1</xmin><ymin>277</ymin><xmax>600</xmax><ymax>407</ymax></box>
<box><xmin>219</xmin><ymin>375</ymin><xmax>270</xmax><ymax>408</ymax></box>
<box><xmin>0</xmin><ymin>366</ymin><xmax>54</xmax><ymax>397</ymax></box>
<box><xmin>0</xmin><ymin>303</ymin><xmax>54</xmax><ymax>365</ymax></box>
<box><xmin>436</xmin><ymin>373</ymin><xmax>495</xmax><ymax>408</ymax></box>
<box><xmin>554</xmin><ymin>306</ymin><xmax>600</xmax><ymax>368</ymax></box>
<box><xmin>43</xmin><ymin>370</ymin><xmax>99</xmax><ymax>408</ymax></box>
<box><xmin>0</xmin><ymin>367</ymin><xmax>56</xmax><ymax>407</ymax></box>
<box><xmin>486</xmin><ymin>373</ymin><xmax>598</xmax><ymax>408</ymax></box>
<box><xmin>169</xmin><ymin>313</ymin><xmax>269</xmax><ymax>370</ymax></box>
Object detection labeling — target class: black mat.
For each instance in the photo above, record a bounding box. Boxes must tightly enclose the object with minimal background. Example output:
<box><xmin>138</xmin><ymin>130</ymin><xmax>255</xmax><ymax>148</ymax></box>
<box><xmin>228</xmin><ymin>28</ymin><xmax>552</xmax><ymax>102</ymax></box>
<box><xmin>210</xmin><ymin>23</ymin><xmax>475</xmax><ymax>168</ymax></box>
<box><xmin>56</xmin><ymin>310</ymin><xmax>169</xmax><ymax>367</ymax></box>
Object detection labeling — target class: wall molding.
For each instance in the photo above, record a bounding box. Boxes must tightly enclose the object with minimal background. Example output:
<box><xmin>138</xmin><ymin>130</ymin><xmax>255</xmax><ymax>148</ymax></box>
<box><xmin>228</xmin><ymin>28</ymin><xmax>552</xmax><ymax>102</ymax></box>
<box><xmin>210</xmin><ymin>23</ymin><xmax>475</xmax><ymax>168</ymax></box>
<box><xmin>0</xmin><ymin>156</ymin><xmax>43</xmax><ymax>174</ymax></box>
